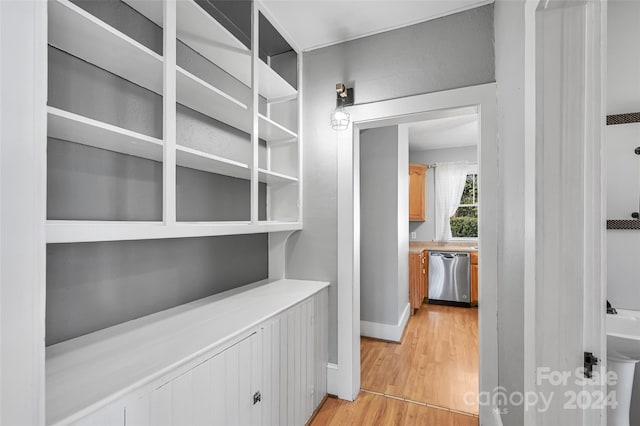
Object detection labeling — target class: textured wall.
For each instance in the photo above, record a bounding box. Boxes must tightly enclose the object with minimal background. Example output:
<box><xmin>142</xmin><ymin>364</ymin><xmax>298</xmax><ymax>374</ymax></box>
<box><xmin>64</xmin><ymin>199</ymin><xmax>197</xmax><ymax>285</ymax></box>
<box><xmin>287</xmin><ymin>4</ymin><xmax>495</xmax><ymax>363</ymax></box>
<box><xmin>409</xmin><ymin>146</ymin><xmax>478</xmax><ymax>242</ymax></box>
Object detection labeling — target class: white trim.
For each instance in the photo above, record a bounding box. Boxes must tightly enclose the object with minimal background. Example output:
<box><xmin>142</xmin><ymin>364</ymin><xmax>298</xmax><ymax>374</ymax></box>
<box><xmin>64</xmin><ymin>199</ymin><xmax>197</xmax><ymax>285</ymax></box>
<box><xmin>326</xmin><ymin>363</ymin><xmax>340</xmax><ymax>396</ymax></box>
<box><xmin>0</xmin><ymin>1</ymin><xmax>47</xmax><ymax>424</ymax></box>
<box><xmin>250</xmin><ymin>1</ymin><xmax>259</xmax><ymax>224</ymax></box>
<box><xmin>360</xmin><ymin>303</ymin><xmax>410</xmax><ymax>342</ymax></box>
<box><xmin>493</xmin><ymin>406</ymin><xmax>505</xmax><ymax>426</ymax></box>
<box><xmin>162</xmin><ymin>0</ymin><xmax>176</xmax><ymax>226</ymax></box>
<box><xmin>523</xmin><ymin>1</ymin><xmax>538</xmax><ymax>425</ymax></box>
<box><xmin>336</xmin><ymin>83</ymin><xmax>498</xmax><ymax>421</ymax></box>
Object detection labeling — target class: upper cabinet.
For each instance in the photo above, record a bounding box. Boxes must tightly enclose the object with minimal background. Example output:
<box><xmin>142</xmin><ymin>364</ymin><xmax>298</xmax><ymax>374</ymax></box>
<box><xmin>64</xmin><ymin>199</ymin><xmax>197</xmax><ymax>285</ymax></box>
<box><xmin>46</xmin><ymin>0</ymin><xmax>302</xmax><ymax>243</ymax></box>
<box><xmin>409</xmin><ymin>163</ymin><xmax>427</xmax><ymax>221</ymax></box>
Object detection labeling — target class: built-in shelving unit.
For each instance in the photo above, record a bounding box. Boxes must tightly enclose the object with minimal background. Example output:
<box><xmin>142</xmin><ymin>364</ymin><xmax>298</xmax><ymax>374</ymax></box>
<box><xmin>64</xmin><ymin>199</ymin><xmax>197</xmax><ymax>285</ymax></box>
<box><xmin>44</xmin><ymin>2</ymin><xmax>307</xmax><ymax>424</ymax></box>
<box><xmin>46</xmin><ymin>0</ymin><xmax>302</xmax><ymax>243</ymax></box>
<box><xmin>123</xmin><ymin>0</ymin><xmax>296</xmax><ymax>100</ymax></box>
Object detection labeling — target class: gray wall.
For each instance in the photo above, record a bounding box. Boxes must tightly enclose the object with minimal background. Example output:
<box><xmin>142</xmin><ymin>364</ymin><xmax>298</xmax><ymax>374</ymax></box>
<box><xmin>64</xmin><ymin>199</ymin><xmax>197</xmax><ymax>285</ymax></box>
<box><xmin>46</xmin><ymin>235</ymin><xmax>268</xmax><ymax>345</ymax></box>
<box><xmin>409</xmin><ymin>146</ymin><xmax>478</xmax><ymax>241</ymax></box>
<box><xmin>359</xmin><ymin>126</ymin><xmax>408</xmax><ymax>326</ymax></box>
<box><xmin>46</xmin><ymin>0</ymin><xmax>269</xmax><ymax>345</ymax></box>
<box><xmin>286</xmin><ymin>4</ymin><xmax>495</xmax><ymax>363</ymax></box>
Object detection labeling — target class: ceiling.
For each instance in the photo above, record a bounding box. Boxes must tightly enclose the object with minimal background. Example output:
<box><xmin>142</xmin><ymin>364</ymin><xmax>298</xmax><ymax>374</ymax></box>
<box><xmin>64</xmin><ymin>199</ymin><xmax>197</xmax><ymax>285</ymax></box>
<box><xmin>261</xmin><ymin>0</ymin><xmax>493</xmax><ymax>51</ymax></box>
<box><xmin>408</xmin><ymin>113</ymin><xmax>478</xmax><ymax>151</ymax></box>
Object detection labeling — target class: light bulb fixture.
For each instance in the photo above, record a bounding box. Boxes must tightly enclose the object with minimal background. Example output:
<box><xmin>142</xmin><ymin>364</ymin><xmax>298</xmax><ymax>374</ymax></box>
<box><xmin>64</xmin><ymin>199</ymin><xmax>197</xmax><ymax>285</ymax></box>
<box><xmin>330</xmin><ymin>83</ymin><xmax>354</xmax><ymax>131</ymax></box>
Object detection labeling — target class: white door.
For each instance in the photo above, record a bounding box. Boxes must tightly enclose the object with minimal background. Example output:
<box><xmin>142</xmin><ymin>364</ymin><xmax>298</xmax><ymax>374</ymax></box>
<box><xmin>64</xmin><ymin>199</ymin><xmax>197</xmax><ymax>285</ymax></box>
<box><xmin>526</xmin><ymin>1</ymin><xmax>606</xmax><ymax>425</ymax></box>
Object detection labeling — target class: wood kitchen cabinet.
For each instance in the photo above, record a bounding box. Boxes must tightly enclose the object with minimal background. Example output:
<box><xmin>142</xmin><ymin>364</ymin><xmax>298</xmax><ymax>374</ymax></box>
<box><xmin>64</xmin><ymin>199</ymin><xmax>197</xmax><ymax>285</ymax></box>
<box><xmin>470</xmin><ymin>251</ymin><xmax>478</xmax><ymax>306</ymax></box>
<box><xmin>409</xmin><ymin>250</ymin><xmax>427</xmax><ymax>314</ymax></box>
<box><xmin>409</xmin><ymin>163</ymin><xmax>428</xmax><ymax>221</ymax></box>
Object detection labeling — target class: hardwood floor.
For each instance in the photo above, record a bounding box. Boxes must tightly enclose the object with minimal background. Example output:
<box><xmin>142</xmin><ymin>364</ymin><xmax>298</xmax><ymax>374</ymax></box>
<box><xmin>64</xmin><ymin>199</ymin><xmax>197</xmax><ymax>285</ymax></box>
<box><xmin>361</xmin><ymin>304</ymin><xmax>479</xmax><ymax>415</ymax></box>
<box><xmin>309</xmin><ymin>391</ymin><xmax>478</xmax><ymax>425</ymax></box>
<box><xmin>311</xmin><ymin>304</ymin><xmax>479</xmax><ymax>424</ymax></box>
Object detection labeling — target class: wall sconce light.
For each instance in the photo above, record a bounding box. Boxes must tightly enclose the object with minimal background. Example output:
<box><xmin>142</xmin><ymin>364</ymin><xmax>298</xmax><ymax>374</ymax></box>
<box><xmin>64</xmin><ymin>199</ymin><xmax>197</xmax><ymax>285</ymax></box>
<box><xmin>330</xmin><ymin>83</ymin><xmax>354</xmax><ymax>131</ymax></box>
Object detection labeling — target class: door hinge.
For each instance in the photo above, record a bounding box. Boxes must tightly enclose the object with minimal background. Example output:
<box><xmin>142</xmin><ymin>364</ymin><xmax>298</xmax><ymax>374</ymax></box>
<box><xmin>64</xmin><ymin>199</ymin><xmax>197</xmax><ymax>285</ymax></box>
<box><xmin>584</xmin><ymin>352</ymin><xmax>599</xmax><ymax>379</ymax></box>
<box><xmin>253</xmin><ymin>391</ymin><xmax>262</xmax><ymax>405</ymax></box>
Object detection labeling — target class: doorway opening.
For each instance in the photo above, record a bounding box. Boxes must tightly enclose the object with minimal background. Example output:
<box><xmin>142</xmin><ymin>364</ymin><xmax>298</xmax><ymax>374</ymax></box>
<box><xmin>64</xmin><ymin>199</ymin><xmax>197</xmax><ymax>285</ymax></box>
<box><xmin>358</xmin><ymin>109</ymin><xmax>480</xmax><ymax>418</ymax></box>
<box><xmin>334</xmin><ymin>83</ymin><xmax>498</xmax><ymax>424</ymax></box>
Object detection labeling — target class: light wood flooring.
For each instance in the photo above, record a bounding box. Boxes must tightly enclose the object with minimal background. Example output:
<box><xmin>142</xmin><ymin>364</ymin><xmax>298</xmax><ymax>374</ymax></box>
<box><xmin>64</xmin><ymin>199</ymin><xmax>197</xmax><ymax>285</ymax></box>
<box><xmin>310</xmin><ymin>391</ymin><xmax>478</xmax><ymax>425</ymax></box>
<box><xmin>311</xmin><ymin>304</ymin><xmax>479</xmax><ymax>425</ymax></box>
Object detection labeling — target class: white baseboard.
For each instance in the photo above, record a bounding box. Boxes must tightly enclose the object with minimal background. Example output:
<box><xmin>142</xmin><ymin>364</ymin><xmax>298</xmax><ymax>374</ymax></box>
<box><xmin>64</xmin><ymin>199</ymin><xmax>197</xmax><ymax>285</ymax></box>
<box><xmin>492</xmin><ymin>406</ymin><xmax>504</xmax><ymax>426</ymax></box>
<box><xmin>326</xmin><ymin>362</ymin><xmax>340</xmax><ymax>396</ymax></box>
<box><xmin>360</xmin><ymin>302</ymin><xmax>410</xmax><ymax>342</ymax></box>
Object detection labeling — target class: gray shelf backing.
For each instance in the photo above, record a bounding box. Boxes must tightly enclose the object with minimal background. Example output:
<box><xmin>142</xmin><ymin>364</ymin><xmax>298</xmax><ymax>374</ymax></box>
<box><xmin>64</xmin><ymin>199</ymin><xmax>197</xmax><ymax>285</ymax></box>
<box><xmin>71</xmin><ymin>0</ymin><xmax>163</xmax><ymax>55</ymax></box>
<box><xmin>46</xmin><ymin>234</ymin><xmax>268</xmax><ymax>346</ymax></box>
<box><xmin>259</xmin><ymin>12</ymin><xmax>297</xmax><ymax>90</ymax></box>
<box><xmin>48</xmin><ymin>46</ymin><xmax>163</xmax><ymax>139</ymax></box>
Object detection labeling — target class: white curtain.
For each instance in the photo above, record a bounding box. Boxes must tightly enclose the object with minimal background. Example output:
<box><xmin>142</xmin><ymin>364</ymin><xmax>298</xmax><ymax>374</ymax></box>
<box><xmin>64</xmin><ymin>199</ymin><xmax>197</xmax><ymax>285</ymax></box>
<box><xmin>435</xmin><ymin>162</ymin><xmax>469</xmax><ymax>241</ymax></box>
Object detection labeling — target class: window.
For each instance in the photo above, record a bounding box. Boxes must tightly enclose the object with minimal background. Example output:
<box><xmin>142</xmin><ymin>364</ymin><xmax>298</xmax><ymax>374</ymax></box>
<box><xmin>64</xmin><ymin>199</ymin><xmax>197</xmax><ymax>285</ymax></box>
<box><xmin>451</xmin><ymin>165</ymin><xmax>478</xmax><ymax>238</ymax></box>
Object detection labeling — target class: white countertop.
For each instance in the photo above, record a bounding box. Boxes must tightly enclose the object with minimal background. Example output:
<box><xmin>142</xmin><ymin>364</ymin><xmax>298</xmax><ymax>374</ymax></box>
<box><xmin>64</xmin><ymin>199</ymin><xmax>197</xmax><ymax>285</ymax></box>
<box><xmin>46</xmin><ymin>279</ymin><xmax>330</xmax><ymax>425</ymax></box>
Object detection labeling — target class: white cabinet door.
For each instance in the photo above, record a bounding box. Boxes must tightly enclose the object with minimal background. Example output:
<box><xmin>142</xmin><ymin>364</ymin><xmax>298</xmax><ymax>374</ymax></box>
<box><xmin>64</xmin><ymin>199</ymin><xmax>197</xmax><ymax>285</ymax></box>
<box><xmin>124</xmin><ymin>332</ymin><xmax>262</xmax><ymax>426</ymax></box>
<box><xmin>211</xmin><ymin>331</ymin><xmax>262</xmax><ymax>425</ymax></box>
<box><xmin>259</xmin><ymin>296</ymin><xmax>324</xmax><ymax>426</ymax></box>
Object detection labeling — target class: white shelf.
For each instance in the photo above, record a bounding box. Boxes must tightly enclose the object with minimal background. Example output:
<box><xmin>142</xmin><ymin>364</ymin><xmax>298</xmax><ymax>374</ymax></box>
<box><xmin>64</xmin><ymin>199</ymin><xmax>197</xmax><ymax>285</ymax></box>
<box><xmin>257</xmin><ymin>60</ymin><xmax>297</xmax><ymax>101</ymax></box>
<box><xmin>176</xmin><ymin>66</ymin><xmax>249</xmax><ymax>131</ymax></box>
<box><xmin>49</xmin><ymin>0</ymin><xmax>163</xmax><ymax>94</ymax></box>
<box><xmin>123</xmin><ymin>0</ymin><xmax>296</xmax><ymax>100</ymax></box>
<box><xmin>176</xmin><ymin>145</ymin><xmax>250</xmax><ymax>179</ymax></box>
<box><xmin>47</xmin><ymin>107</ymin><xmax>164</xmax><ymax>161</ymax></box>
<box><xmin>178</xmin><ymin>68</ymin><xmax>297</xmax><ymax>142</ymax></box>
<box><xmin>46</xmin><ymin>220</ymin><xmax>303</xmax><ymax>243</ymax></box>
<box><xmin>258</xmin><ymin>114</ymin><xmax>298</xmax><ymax>143</ymax></box>
<box><xmin>258</xmin><ymin>169</ymin><xmax>298</xmax><ymax>185</ymax></box>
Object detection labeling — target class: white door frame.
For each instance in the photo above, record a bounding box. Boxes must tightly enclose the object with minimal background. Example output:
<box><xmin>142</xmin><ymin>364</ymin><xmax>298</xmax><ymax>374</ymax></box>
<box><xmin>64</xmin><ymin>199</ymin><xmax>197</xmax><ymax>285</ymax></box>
<box><xmin>333</xmin><ymin>82</ymin><xmax>498</xmax><ymax>423</ymax></box>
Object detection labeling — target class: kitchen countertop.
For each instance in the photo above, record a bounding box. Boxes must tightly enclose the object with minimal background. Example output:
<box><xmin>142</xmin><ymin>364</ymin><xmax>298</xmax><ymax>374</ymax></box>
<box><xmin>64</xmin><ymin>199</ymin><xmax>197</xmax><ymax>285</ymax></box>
<box><xmin>410</xmin><ymin>241</ymin><xmax>478</xmax><ymax>253</ymax></box>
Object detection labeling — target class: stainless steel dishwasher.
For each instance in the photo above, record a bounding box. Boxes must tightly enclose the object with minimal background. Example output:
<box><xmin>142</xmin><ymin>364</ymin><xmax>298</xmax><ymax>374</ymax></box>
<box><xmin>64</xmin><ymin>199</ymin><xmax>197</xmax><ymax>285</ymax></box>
<box><xmin>428</xmin><ymin>251</ymin><xmax>471</xmax><ymax>306</ymax></box>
